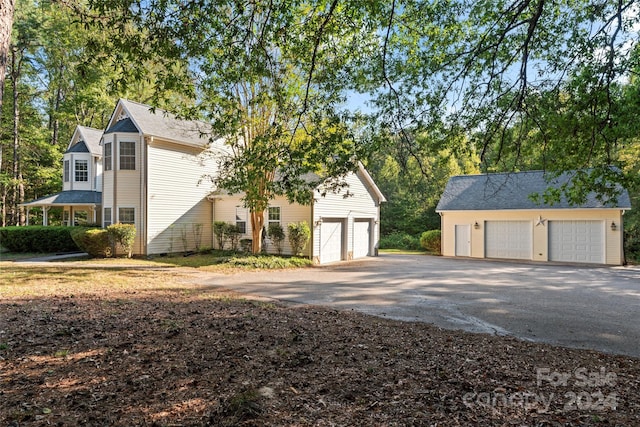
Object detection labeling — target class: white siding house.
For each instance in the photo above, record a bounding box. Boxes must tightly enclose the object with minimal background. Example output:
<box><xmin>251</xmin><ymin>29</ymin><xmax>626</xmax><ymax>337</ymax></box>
<box><xmin>22</xmin><ymin>126</ymin><xmax>103</xmax><ymax>226</ymax></box>
<box><xmin>25</xmin><ymin>98</ymin><xmax>386</xmax><ymax>263</ymax></box>
<box><xmin>212</xmin><ymin>163</ymin><xmax>386</xmax><ymax>264</ymax></box>
<box><xmin>101</xmin><ymin>99</ymin><xmax>221</xmax><ymax>256</ymax></box>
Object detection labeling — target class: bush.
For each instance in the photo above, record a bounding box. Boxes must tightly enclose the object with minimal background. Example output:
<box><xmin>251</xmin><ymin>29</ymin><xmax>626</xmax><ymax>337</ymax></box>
<box><xmin>379</xmin><ymin>232</ymin><xmax>422</xmax><ymax>251</ymax></box>
<box><xmin>0</xmin><ymin>226</ymin><xmax>79</xmax><ymax>253</ymax></box>
<box><xmin>288</xmin><ymin>221</ymin><xmax>310</xmax><ymax>256</ymax></box>
<box><xmin>70</xmin><ymin>227</ymin><xmax>111</xmax><ymax>258</ymax></box>
<box><xmin>107</xmin><ymin>223</ymin><xmax>136</xmax><ymax>258</ymax></box>
<box><xmin>420</xmin><ymin>229</ymin><xmax>442</xmax><ymax>254</ymax></box>
<box><xmin>227</xmin><ymin>224</ymin><xmax>242</xmax><ymax>251</ymax></box>
<box><xmin>267</xmin><ymin>223</ymin><xmax>285</xmax><ymax>255</ymax></box>
<box><xmin>213</xmin><ymin>221</ymin><xmax>229</xmax><ymax>250</ymax></box>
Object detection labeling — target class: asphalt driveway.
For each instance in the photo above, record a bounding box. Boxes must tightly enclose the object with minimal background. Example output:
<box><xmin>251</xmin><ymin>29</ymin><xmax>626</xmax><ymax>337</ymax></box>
<box><xmin>199</xmin><ymin>254</ymin><xmax>640</xmax><ymax>358</ymax></box>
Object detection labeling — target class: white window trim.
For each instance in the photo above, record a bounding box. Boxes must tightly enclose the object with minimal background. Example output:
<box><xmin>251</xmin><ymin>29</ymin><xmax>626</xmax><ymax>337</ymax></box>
<box><xmin>117</xmin><ymin>207</ymin><xmax>136</xmax><ymax>224</ymax></box>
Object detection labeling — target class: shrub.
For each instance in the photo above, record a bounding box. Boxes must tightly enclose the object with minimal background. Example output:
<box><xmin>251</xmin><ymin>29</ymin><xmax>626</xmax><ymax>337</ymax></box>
<box><xmin>227</xmin><ymin>224</ymin><xmax>242</xmax><ymax>251</ymax></box>
<box><xmin>288</xmin><ymin>221</ymin><xmax>310</xmax><ymax>256</ymax></box>
<box><xmin>267</xmin><ymin>223</ymin><xmax>285</xmax><ymax>255</ymax></box>
<box><xmin>213</xmin><ymin>221</ymin><xmax>229</xmax><ymax>250</ymax></box>
<box><xmin>70</xmin><ymin>227</ymin><xmax>111</xmax><ymax>258</ymax></box>
<box><xmin>107</xmin><ymin>223</ymin><xmax>136</xmax><ymax>258</ymax></box>
<box><xmin>379</xmin><ymin>232</ymin><xmax>422</xmax><ymax>251</ymax></box>
<box><xmin>420</xmin><ymin>229</ymin><xmax>442</xmax><ymax>254</ymax></box>
<box><xmin>0</xmin><ymin>226</ymin><xmax>79</xmax><ymax>253</ymax></box>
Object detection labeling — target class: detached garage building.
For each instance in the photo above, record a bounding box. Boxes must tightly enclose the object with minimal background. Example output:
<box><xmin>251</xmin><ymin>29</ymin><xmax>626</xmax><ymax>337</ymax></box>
<box><xmin>436</xmin><ymin>171</ymin><xmax>631</xmax><ymax>265</ymax></box>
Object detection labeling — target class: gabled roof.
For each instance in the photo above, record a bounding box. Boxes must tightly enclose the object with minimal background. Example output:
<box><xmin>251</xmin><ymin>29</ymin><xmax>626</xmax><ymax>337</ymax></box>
<box><xmin>436</xmin><ymin>170</ymin><xmax>631</xmax><ymax>212</ymax></box>
<box><xmin>21</xmin><ymin>190</ymin><xmax>102</xmax><ymax>207</ymax></box>
<box><xmin>67</xmin><ymin>126</ymin><xmax>103</xmax><ymax>156</ymax></box>
<box><xmin>105</xmin><ymin>99</ymin><xmax>213</xmax><ymax>148</ymax></box>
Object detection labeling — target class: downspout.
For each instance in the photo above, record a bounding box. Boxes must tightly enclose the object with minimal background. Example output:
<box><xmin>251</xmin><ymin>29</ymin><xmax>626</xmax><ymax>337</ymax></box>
<box><xmin>142</xmin><ymin>135</ymin><xmax>150</xmax><ymax>255</ymax></box>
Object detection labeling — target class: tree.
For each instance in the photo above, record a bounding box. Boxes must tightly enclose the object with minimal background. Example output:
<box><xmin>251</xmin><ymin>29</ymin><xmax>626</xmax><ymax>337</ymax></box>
<box><xmin>0</xmin><ymin>0</ymin><xmax>15</xmax><ymax>119</ymax></box>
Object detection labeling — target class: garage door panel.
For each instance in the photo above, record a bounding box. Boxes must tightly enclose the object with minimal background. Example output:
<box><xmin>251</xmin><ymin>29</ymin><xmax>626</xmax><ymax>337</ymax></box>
<box><xmin>320</xmin><ymin>220</ymin><xmax>343</xmax><ymax>264</ymax></box>
<box><xmin>485</xmin><ymin>221</ymin><xmax>532</xmax><ymax>260</ymax></box>
<box><xmin>549</xmin><ymin>220</ymin><xmax>603</xmax><ymax>264</ymax></box>
<box><xmin>353</xmin><ymin>220</ymin><xmax>371</xmax><ymax>259</ymax></box>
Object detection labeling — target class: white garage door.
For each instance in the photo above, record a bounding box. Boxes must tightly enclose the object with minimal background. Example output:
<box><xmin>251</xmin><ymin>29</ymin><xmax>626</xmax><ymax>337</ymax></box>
<box><xmin>549</xmin><ymin>220</ymin><xmax>604</xmax><ymax>264</ymax></box>
<box><xmin>353</xmin><ymin>220</ymin><xmax>371</xmax><ymax>259</ymax></box>
<box><xmin>320</xmin><ymin>220</ymin><xmax>343</xmax><ymax>264</ymax></box>
<box><xmin>485</xmin><ymin>221</ymin><xmax>532</xmax><ymax>260</ymax></box>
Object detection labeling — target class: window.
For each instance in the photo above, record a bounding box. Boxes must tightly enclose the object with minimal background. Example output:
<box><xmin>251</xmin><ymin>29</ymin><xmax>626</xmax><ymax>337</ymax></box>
<box><xmin>104</xmin><ymin>142</ymin><xmax>112</xmax><ymax>171</ymax></box>
<box><xmin>75</xmin><ymin>160</ymin><xmax>88</xmax><ymax>182</ymax></box>
<box><xmin>118</xmin><ymin>207</ymin><xmax>135</xmax><ymax>224</ymax></box>
<box><xmin>235</xmin><ymin>207</ymin><xmax>247</xmax><ymax>234</ymax></box>
<box><xmin>63</xmin><ymin>160</ymin><xmax>70</xmax><ymax>182</ymax></box>
<box><xmin>268</xmin><ymin>206</ymin><xmax>281</xmax><ymax>227</ymax></box>
<box><xmin>119</xmin><ymin>141</ymin><xmax>135</xmax><ymax>170</ymax></box>
<box><xmin>104</xmin><ymin>208</ymin><xmax>112</xmax><ymax>227</ymax></box>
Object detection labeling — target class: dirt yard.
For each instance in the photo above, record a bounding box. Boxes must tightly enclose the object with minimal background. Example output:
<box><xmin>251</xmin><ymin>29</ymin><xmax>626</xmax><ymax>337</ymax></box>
<box><xmin>1</xmin><ymin>264</ymin><xmax>638</xmax><ymax>426</ymax></box>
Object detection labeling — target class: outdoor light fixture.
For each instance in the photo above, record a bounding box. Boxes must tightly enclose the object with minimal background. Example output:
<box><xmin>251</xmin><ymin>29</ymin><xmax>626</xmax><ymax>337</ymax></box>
<box><xmin>315</xmin><ymin>218</ymin><xmax>323</xmax><ymax>226</ymax></box>
<box><xmin>611</xmin><ymin>222</ymin><xmax>617</xmax><ymax>231</ymax></box>
<box><xmin>474</xmin><ymin>221</ymin><xmax>480</xmax><ymax>229</ymax></box>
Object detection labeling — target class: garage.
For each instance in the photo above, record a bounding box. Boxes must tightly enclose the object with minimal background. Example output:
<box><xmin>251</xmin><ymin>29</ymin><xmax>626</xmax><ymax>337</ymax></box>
<box><xmin>485</xmin><ymin>220</ymin><xmax>532</xmax><ymax>260</ymax></box>
<box><xmin>320</xmin><ymin>220</ymin><xmax>344</xmax><ymax>264</ymax></box>
<box><xmin>353</xmin><ymin>219</ymin><xmax>371</xmax><ymax>259</ymax></box>
<box><xmin>549</xmin><ymin>220</ymin><xmax>604</xmax><ymax>264</ymax></box>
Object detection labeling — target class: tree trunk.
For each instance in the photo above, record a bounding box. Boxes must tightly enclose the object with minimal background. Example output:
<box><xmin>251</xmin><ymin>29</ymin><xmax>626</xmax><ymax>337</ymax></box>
<box><xmin>0</xmin><ymin>0</ymin><xmax>15</xmax><ymax>119</ymax></box>
<box><xmin>11</xmin><ymin>47</ymin><xmax>21</xmax><ymax>225</ymax></box>
<box><xmin>250</xmin><ymin>209</ymin><xmax>265</xmax><ymax>254</ymax></box>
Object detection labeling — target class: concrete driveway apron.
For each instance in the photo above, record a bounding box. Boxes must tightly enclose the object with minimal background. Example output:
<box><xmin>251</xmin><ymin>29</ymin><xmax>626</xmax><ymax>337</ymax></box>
<box><xmin>198</xmin><ymin>254</ymin><xmax>640</xmax><ymax>358</ymax></box>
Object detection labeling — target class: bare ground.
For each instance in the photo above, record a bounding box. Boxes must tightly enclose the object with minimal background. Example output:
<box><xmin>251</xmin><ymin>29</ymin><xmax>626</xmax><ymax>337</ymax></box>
<box><xmin>1</xmin><ymin>266</ymin><xmax>639</xmax><ymax>426</ymax></box>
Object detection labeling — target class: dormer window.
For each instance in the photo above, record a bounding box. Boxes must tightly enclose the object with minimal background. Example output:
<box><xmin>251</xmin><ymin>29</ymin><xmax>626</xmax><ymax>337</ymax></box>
<box><xmin>75</xmin><ymin>160</ymin><xmax>88</xmax><ymax>182</ymax></box>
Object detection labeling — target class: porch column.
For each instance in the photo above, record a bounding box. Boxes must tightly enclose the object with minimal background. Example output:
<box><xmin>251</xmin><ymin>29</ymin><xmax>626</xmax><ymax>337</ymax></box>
<box><xmin>43</xmin><ymin>207</ymin><xmax>49</xmax><ymax>226</ymax></box>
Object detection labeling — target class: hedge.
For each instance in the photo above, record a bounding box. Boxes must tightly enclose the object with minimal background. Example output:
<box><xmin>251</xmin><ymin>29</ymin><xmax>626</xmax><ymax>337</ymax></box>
<box><xmin>70</xmin><ymin>227</ymin><xmax>111</xmax><ymax>258</ymax></box>
<box><xmin>420</xmin><ymin>229</ymin><xmax>442</xmax><ymax>254</ymax></box>
<box><xmin>0</xmin><ymin>226</ymin><xmax>80</xmax><ymax>253</ymax></box>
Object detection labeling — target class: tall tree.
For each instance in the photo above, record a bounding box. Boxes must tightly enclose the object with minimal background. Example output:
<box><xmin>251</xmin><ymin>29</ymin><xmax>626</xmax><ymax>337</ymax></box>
<box><xmin>0</xmin><ymin>0</ymin><xmax>15</xmax><ymax>119</ymax></box>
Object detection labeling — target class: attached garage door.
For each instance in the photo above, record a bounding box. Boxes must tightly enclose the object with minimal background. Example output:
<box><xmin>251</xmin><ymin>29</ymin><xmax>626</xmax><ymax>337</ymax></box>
<box><xmin>353</xmin><ymin>219</ymin><xmax>371</xmax><ymax>259</ymax></box>
<box><xmin>549</xmin><ymin>220</ymin><xmax>604</xmax><ymax>264</ymax></box>
<box><xmin>485</xmin><ymin>221</ymin><xmax>532</xmax><ymax>260</ymax></box>
<box><xmin>320</xmin><ymin>220</ymin><xmax>343</xmax><ymax>264</ymax></box>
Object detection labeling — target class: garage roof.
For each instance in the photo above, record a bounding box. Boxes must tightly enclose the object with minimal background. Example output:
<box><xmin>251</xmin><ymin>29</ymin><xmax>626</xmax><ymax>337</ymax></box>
<box><xmin>436</xmin><ymin>170</ymin><xmax>631</xmax><ymax>211</ymax></box>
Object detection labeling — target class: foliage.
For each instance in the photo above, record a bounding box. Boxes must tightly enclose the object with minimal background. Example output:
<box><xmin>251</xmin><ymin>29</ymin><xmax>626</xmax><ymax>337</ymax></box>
<box><xmin>267</xmin><ymin>223</ymin><xmax>285</xmax><ymax>255</ymax></box>
<box><xmin>227</xmin><ymin>255</ymin><xmax>312</xmax><ymax>269</ymax></box>
<box><xmin>0</xmin><ymin>226</ymin><xmax>79</xmax><ymax>252</ymax></box>
<box><xmin>213</xmin><ymin>221</ymin><xmax>228</xmax><ymax>250</ymax></box>
<box><xmin>70</xmin><ymin>227</ymin><xmax>111</xmax><ymax>258</ymax></box>
<box><xmin>287</xmin><ymin>221</ymin><xmax>310</xmax><ymax>256</ymax></box>
<box><xmin>106</xmin><ymin>223</ymin><xmax>136</xmax><ymax>258</ymax></box>
<box><xmin>420</xmin><ymin>230</ymin><xmax>441</xmax><ymax>255</ymax></box>
<box><xmin>227</xmin><ymin>224</ymin><xmax>242</xmax><ymax>252</ymax></box>
<box><xmin>379</xmin><ymin>232</ymin><xmax>422</xmax><ymax>251</ymax></box>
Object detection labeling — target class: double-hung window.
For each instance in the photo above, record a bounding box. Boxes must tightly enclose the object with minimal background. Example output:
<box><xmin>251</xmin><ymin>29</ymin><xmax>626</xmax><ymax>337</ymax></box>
<box><xmin>268</xmin><ymin>206</ymin><xmax>281</xmax><ymax>227</ymax></box>
<box><xmin>235</xmin><ymin>207</ymin><xmax>247</xmax><ymax>234</ymax></box>
<box><xmin>63</xmin><ymin>160</ymin><xmax>70</xmax><ymax>182</ymax></box>
<box><xmin>118</xmin><ymin>208</ymin><xmax>136</xmax><ymax>224</ymax></box>
<box><xmin>104</xmin><ymin>142</ymin><xmax>112</xmax><ymax>171</ymax></box>
<box><xmin>119</xmin><ymin>141</ymin><xmax>135</xmax><ymax>170</ymax></box>
<box><xmin>118</xmin><ymin>207</ymin><xmax>135</xmax><ymax>224</ymax></box>
<box><xmin>75</xmin><ymin>160</ymin><xmax>88</xmax><ymax>182</ymax></box>
<box><xmin>103</xmin><ymin>208</ymin><xmax>112</xmax><ymax>228</ymax></box>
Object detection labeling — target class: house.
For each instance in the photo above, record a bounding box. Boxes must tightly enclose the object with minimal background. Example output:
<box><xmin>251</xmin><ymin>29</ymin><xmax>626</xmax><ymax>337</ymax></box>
<box><xmin>211</xmin><ymin>163</ymin><xmax>386</xmax><ymax>264</ymax></box>
<box><xmin>24</xmin><ymin>99</ymin><xmax>385</xmax><ymax>263</ymax></box>
<box><xmin>436</xmin><ymin>171</ymin><xmax>631</xmax><ymax>265</ymax></box>
<box><xmin>21</xmin><ymin>126</ymin><xmax>104</xmax><ymax>226</ymax></box>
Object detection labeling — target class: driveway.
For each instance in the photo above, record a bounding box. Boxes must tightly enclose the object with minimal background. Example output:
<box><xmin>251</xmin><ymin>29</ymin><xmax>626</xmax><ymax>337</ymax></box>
<box><xmin>198</xmin><ymin>254</ymin><xmax>640</xmax><ymax>358</ymax></box>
